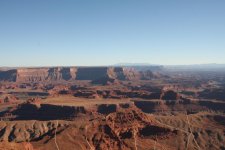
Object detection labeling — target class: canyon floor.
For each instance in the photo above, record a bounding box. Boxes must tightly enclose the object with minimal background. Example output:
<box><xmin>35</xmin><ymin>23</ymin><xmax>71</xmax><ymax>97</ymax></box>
<box><xmin>0</xmin><ymin>67</ymin><xmax>224</xmax><ymax>150</ymax></box>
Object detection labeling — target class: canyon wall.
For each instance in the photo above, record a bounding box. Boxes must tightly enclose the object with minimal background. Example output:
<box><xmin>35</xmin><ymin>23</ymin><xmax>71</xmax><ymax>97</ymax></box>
<box><xmin>0</xmin><ymin>69</ymin><xmax>17</xmax><ymax>81</ymax></box>
<box><xmin>0</xmin><ymin>67</ymin><xmax>156</xmax><ymax>82</ymax></box>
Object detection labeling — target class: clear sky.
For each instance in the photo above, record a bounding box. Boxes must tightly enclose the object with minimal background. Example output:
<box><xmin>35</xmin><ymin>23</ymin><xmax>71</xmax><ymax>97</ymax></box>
<box><xmin>0</xmin><ymin>0</ymin><xmax>225</xmax><ymax>66</ymax></box>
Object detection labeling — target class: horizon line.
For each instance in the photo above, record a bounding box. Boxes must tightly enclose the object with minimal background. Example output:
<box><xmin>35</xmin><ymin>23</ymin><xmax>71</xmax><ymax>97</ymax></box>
<box><xmin>1</xmin><ymin>63</ymin><xmax>225</xmax><ymax>68</ymax></box>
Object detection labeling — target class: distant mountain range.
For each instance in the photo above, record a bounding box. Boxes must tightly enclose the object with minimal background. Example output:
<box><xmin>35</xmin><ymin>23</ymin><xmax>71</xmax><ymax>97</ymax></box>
<box><xmin>164</xmin><ymin>64</ymin><xmax>225</xmax><ymax>71</ymax></box>
<box><xmin>114</xmin><ymin>63</ymin><xmax>159</xmax><ymax>66</ymax></box>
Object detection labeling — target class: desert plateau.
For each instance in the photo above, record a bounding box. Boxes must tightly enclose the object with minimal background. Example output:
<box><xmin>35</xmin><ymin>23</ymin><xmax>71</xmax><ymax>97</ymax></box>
<box><xmin>0</xmin><ymin>66</ymin><xmax>224</xmax><ymax>150</ymax></box>
<box><xmin>1</xmin><ymin>0</ymin><xmax>225</xmax><ymax>149</ymax></box>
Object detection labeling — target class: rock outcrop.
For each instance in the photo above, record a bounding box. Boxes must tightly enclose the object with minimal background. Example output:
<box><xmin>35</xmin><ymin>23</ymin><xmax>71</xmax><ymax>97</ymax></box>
<box><xmin>0</xmin><ymin>103</ymin><xmax>86</xmax><ymax>121</ymax></box>
<box><xmin>160</xmin><ymin>90</ymin><xmax>181</xmax><ymax>100</ymax></box>
<box><xmin>134</xmin><ymin>99</ymin><xmax>225</xmax><ymax>113</ymax></box>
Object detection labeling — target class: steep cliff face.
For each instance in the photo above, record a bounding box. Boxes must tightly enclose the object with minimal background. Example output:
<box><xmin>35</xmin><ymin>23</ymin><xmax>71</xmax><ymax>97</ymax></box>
<box><xmin>76</xmin><ymin>67</ymin><xmax>109</xmax><ymax>80</ymax></box>
<box><xmin>0</xmin><ymin>103</ymin><xmax>86</xmax><ymax>121</ymax></box>
<box><xmin>47</xmin><ymin>67</ymin><xmax>75</xmax><ymax>81</ymax></box>
<box><xmin>16</xmin><ymin>68</ymin><xmax>49</xmax><ymax>82</ymax></box>
<box><xmin>0</xmin><ymin>67</ymin><xmax>156</xmax><ymax>82</ymax></box>
<box><xmin>16</xmin><ymin>67</ymin><xmax>77</xmax><ymax>82</ymax></box>
<box><xmin>114</xmin><ymin>67</ymin><xmax>141</xmax><ymax>80</ymax></box>
<box><xmin>0</xmin><ymin>69</ymin><xmax>17</xmax><ymax>82</ymax></box>
<box><xmin>69</xmin><ymin>67</ymin><xmax>77</xmax><ymax>79</ymax></box>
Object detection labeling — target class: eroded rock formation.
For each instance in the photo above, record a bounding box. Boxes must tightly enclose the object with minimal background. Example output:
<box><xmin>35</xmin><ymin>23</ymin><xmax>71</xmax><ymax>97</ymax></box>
<box><xmin>0</xmin><ymin>67</ymin><xmax>158</xmax><ymax>83</ymax></box>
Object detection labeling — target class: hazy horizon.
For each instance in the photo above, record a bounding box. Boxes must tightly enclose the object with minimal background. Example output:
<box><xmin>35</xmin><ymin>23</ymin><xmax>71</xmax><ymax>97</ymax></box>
<box><xmin>1</xmin><ymin>63</ymin><xmax>225</xmax><ymax>68</ymax></box>
<box><xmin>1</xmin><ymin>0</ymin><xmax>225</xmax><ymax>66</ymax></box>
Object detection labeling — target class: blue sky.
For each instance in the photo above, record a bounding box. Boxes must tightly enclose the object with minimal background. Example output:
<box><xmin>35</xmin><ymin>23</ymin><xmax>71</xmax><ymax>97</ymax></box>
<box><xmin>0</xmin><ymin>0</ymin><xmax>225</xmax><ymax>66</ymax></box>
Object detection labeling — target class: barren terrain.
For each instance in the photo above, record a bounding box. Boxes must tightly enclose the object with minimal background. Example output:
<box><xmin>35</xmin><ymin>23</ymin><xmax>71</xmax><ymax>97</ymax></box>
<box><xmin>0</xmin><ymin>66</ymin><xmax>224</xmax><ymax>150</ymax></box>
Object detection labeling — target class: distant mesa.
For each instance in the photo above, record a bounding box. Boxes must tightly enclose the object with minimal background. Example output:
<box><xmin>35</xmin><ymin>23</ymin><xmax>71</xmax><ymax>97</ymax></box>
<box><xmin>0</xmin><ymin>67</ymin><xmax>162</xmax><ymax>83</ymax></box>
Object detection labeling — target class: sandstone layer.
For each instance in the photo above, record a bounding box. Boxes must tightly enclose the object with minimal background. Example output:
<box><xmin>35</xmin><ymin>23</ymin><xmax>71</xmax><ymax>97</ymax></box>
<box><xmin>0</xmin><ymin>67</ymin><xmax>158</xmax><ymax>82</ymax></box>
